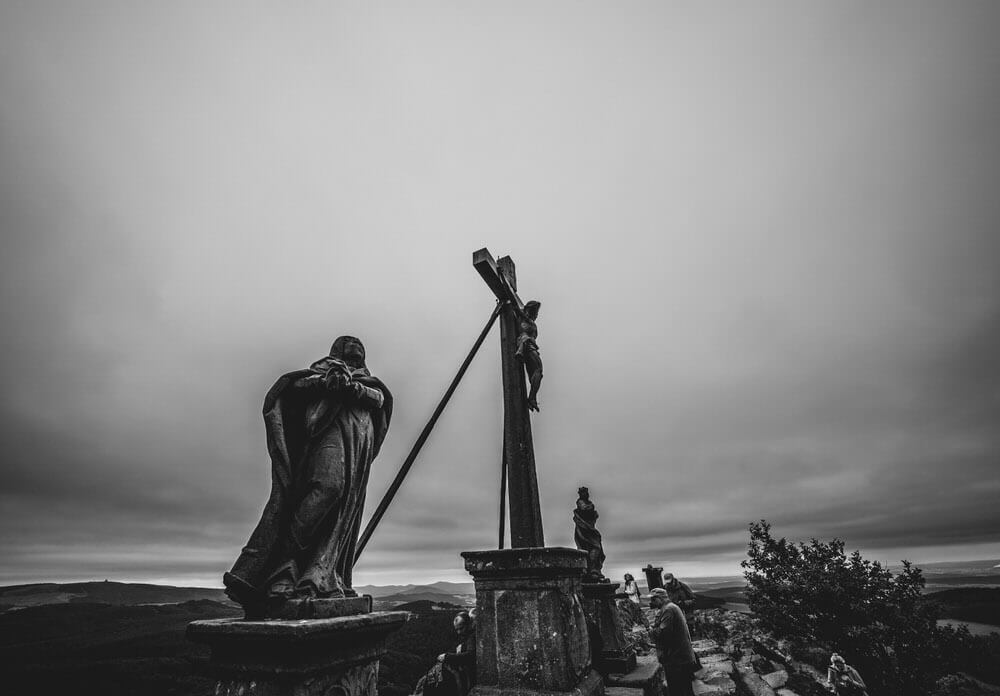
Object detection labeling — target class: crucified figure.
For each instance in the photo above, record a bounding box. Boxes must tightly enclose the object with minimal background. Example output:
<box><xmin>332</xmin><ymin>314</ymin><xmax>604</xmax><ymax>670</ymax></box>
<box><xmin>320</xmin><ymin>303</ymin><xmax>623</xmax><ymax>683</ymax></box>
<box><xmin>514</xmin><ymin>300</ymin><xmax>543</xmax><ymax>411</ymax></box>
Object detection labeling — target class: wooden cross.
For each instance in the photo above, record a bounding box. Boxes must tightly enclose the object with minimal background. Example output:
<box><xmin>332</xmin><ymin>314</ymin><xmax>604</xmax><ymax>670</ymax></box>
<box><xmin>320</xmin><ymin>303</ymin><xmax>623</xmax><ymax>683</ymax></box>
<box><xmin>473</xmin><ymin>248</ymin><xmax>545</xmax><ymax>548</ymax></box>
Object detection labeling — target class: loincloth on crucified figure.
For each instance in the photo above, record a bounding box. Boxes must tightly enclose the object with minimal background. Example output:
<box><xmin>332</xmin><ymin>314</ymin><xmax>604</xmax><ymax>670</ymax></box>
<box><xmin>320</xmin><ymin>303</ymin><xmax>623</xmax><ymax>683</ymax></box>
<box><xmin>514</xmin><ymin>334</ymin><xmax>540</xmax><ymax>361</ymax></box>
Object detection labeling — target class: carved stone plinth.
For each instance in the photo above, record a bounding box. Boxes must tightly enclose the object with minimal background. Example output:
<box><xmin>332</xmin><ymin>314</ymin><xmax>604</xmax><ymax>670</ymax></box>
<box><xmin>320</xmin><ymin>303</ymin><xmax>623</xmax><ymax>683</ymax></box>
<box><xmin>187</xmin><ymin>605</ymin><xmax>409</xmax><ymax>696</ymax></box>
<box><xmin>462</xmin><ymin>547</ymin><xmax>604</xmax><ymax>696</ymax></box>
<box><xmin>580</xmin><ymin>582</ymin><xmax>636</xmax><ymax>676</ymax></box>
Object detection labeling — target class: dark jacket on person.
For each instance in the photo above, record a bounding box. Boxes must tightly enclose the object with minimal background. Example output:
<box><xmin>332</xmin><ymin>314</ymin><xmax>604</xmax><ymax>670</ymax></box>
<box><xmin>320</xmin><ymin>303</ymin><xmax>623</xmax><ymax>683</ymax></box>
<box><xmin>650</xmin><ymin>601</ymin><xmax>698</xmax><ymax>672</ymax></box>
<box><xmin>666</xmin><ymin>580</ymin><xmax>696</xmax><ymax>613</ymax></box>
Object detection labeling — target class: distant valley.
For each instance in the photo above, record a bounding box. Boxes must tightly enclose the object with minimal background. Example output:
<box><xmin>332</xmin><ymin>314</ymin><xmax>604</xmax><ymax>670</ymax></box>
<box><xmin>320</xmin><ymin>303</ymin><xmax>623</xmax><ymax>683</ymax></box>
<box><xmin>0</xmin><ymin>580</ymin><xmax>475</xmax><ymax>613</ymax></box>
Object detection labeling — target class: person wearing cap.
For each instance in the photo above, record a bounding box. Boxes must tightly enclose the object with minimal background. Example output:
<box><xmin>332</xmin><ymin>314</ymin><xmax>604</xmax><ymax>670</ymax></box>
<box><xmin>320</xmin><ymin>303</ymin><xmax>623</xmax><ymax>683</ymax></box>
<box><xmin>648</xmin><ymin>587</ymin><xmax>699</xmax><ymax>696</ymax></box>
<box><xmin>662</xmin><ymin>572</ymin><xmax>696</xmax><ymax>619</ymax></box>
<box><xmin>827</xmin><ymin>653</ymin><xmax>868</xmax><ymax>695</ymax></box>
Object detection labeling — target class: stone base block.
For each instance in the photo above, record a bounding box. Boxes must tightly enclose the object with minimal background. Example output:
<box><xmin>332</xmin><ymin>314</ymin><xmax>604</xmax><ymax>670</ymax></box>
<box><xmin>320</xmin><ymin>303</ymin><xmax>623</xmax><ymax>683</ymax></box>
<box><xmin>263</xmin><ymin>595</ymin><xmax>371</xmax><ymax>620</ymax></box>
<box><xmin>187</xmin><ymin>609</ymin><xmax>409</xmax><ymax>696</ymax></box>
<box><xmin>581</xmin><ymin>582</ymin><xmax>636</xmax><ymax>676</ymax></box>
<box><xmin>463</xmin><ymin>547</ymin><xmax>604</xmax><ymax>696</ymax></box>
<box><xmin>605</xmin><ymin>656</ymin><xmax>664</xmax><ymax>696</ymax></box>
<box><xmin>470</xmin><ymin>669</ymin><xmax>605</xmax><ymax>696</ymax></box>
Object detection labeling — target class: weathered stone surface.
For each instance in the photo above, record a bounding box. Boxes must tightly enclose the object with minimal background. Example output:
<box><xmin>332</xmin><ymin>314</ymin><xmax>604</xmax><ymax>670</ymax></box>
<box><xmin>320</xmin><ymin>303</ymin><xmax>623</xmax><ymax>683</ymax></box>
<box><xmin>735</xmin><ymin>668</ymin><xmax>777</xmax><ymax>696</ymax></box>
<box><xmin>762</xmin><ymin>671</ymin><xmax>788</xmax><ymax>689</ymax></box>
<box><xmin>187</xmin><ymin>611</ymin><xmax>409</xmax><ymax>685</ymax></box>
<box><xmin>751</xmin><ymin>638</ymin><xmax>793</xmax><ymax>667</ymax></box>
<box><xmin>695</xmin><ymin>660</ymin><xmax>733</xmax><ymax>680</ymax></box>
<box><xmin>605</xmin><ymin>656</ymin><xmax>663</xmax><ymax>696</ymax></box>
<box><xmin>698</xmin><ymin>653</ymin><xmax>731</xmax><ymax>665</ymax></box>
<box><xmin>605</xmin><ymin>687</ymin><xmax>644</xmax><ymax>696</ymax></box>
<box><xmin>464</xmin><ymin>547</ymin><xmax>602</xmax><ymax>696</ymax></box>
<box><xmin>464</xmin><ymin>547</ymin><xmax>588</xmax><ymax>577</ymax></box>
<box><xmin>214</xmin><ymin>662</ymin><xmax>376</xmax><ymax>696</ymax></box>
<box><xmin>775</xmin><ymin>689</ymin><xmax>801</xmax><ymax>696</ymax></box>
<box><xmin>690</xmin><ymin>639</ymin><xmax>721</xmax><ymax>657</ymax></box>
<box><xmin>262</xmin><ymin>596</ymin><xmax>371</xmax><ymax>619</ymax></box>
<box><xmin>693</xmin><ymin>676</ymin><xmax>737</xmax><ymax>695</ymax></box>
<box><xmin>581</xmin><ymin>581</ymin><xmax>636</xmax><ymax>675</ymax></box>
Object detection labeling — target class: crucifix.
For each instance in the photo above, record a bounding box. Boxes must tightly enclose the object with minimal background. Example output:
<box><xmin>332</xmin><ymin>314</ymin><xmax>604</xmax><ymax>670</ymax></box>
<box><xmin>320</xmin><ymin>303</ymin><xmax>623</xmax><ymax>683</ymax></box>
<box><xmin>473</xmin><ymin>248</ymin><xmax>545</xmax><ymax>548</ymax></box>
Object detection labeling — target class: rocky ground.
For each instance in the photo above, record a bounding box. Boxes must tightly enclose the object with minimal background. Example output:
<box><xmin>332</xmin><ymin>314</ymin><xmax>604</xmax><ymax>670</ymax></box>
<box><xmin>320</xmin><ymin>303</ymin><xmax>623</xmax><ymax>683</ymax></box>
<box><xmin>616</xmin><ymin>602</ymin><xmax>1000</xmax><ymax>696</ymax></box>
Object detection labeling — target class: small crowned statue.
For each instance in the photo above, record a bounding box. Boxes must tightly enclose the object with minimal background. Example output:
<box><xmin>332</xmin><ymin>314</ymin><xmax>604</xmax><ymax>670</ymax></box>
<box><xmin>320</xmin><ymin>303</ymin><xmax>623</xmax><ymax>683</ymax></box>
<box><xmin>573</xmin><ymin>486</ymin><xmax>607</xmax><ymax>583</ymax></box>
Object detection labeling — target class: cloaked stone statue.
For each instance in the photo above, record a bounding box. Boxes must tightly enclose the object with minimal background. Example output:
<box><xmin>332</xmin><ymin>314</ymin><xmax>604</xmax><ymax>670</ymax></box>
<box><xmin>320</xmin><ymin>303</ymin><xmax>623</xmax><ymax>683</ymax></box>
<box><xmin>573</xmin><ymin>486</ymin><xmax>607</xmax><ymax>582</ymax></box>
<box><xmin>224</xmin><ymin>336</ymin><xmax>392</xmax><ymax>616</ymax></box>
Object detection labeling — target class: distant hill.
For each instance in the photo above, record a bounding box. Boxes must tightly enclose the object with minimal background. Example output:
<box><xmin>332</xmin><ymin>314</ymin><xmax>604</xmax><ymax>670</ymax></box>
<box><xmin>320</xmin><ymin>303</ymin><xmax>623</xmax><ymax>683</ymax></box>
<box><xmin>354</xmin><ymin>584</ymin><xmax>419</xmax><ymax>597</ymax></box>
<box><xmin>0</xmin><ymin>595</ymin><xmax>457</xmax><ymax>696</ymax></box>
<box><xmin>376</xmin><ymin>590</ymin><xmax>472</xmax><ymax>606</ymax></box>
<box><xmin>354</xmin><ymin>581</ymin><xmax>475</xmax><ymax>599</ymax></box>
<box><xmin>0</xmin><ymin>582</ymin><xmax>231</xmax><ymax>611</ymax></box>
<box><xmin>925</xmin><ymin>587</ymin><xmax>1000</xmax><ymax>627</ymax></box>
<box><xmin>697</xmin><ymin>585</ymin><xmax>748</xmax><ymax>602</ymax></box>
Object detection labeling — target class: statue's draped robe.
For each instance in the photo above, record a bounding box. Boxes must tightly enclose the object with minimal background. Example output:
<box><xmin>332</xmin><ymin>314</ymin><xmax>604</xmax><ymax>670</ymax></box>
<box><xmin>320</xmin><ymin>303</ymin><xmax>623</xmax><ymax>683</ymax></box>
<box><xmin>573</xmin><ymin>500</ymin><xmax>606</xmax><ymax>578</ymax></box>
<box><xmin>228</xmin><ymin>365</ymin><xmax>392</xmax><ymax>599</ymax></box>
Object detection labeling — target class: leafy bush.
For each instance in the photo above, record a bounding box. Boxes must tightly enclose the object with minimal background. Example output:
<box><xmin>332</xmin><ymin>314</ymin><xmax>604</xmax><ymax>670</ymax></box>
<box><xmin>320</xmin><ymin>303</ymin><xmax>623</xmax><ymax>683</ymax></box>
<box><xmin>741</xmin><ymin>521</ymin><xmax>941</xmax><ymax>696</ymax></box>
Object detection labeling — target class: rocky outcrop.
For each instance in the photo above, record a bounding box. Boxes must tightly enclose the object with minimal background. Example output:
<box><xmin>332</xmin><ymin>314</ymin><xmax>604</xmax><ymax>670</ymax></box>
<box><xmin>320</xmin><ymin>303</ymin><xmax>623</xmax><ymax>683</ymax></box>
<box><xmin>692</xmin><ymin>610</ymin><xmax>833</xmax><ymax>696</ymax></box>
<box><xmin>616</xmin><ymin>604</ymin><xmax>842</xmax><ymax>696</ymax></box>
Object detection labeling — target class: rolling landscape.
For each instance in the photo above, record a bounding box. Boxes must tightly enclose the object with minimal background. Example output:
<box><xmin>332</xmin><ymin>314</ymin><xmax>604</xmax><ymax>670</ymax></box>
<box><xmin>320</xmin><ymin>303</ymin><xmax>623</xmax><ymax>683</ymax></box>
<box><xmin>1</xmin><ymin>560</ymin><xmax>996</xmax><ymax>696</ymax></box>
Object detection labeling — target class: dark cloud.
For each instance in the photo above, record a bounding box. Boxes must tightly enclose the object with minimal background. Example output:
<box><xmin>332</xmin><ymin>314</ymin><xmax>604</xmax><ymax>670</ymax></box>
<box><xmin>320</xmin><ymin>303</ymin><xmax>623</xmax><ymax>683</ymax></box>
<box><xmin>1</xmin><ymin>1</ymin><xmax>999</xmax><ymax>586</ymax></box>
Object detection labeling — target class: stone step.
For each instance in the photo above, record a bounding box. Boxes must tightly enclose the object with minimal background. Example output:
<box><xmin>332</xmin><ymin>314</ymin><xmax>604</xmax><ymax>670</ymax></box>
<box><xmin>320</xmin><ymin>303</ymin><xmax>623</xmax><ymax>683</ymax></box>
<box><xmin>606</xmin><ymin>687</ymin><xmax>645</xmax><ymax>696</ymax></box>
<box><xmin>605</xmin><ymin>655</ymin><xmax>664</xmax><ymax>696</ymax></box>
<box><xmin>734</xmin><ymin>667</ymin><xmax>777</xmax><ymax>696</ymax></box>
<box><xmin>690</xmin><ymin>639</ymin><xmax>721</xmax><ymax>657</ymax></box>
<box><xmin>693</xmin><ymin>677</ymin><xmax>737</xmax><ymax>696</ymax></box>
<box><xmin>695</xmin><ymin>659</ymin><xmax>734</xmax><ymax>680</ymax></box>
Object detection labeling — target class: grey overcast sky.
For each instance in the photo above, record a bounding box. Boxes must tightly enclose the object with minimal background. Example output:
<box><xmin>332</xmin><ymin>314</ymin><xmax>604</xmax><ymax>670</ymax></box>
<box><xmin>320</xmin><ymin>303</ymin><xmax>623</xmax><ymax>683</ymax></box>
<box><xmin>1</xmin><ymin>1</ymin><xmax>998</xmax><ymax>588</ymax></box>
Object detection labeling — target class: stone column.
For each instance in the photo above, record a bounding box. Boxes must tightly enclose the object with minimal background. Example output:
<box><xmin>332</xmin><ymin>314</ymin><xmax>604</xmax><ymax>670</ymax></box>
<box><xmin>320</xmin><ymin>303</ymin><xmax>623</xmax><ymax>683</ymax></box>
<box><xmin>580</xmin><ymin>582</ymin><xmax>636</xmax><ymax>675</ymax></box>
<box><xmin>642</xmin><ymin>565</ymin><xmax>663</xmax><ymax>593</ymax></box>
<box><xmin>462</xmin><ymin>547</ymin><xmax>604</xmax><ymax>696</ymax></box>
<box><xmin>187</xmin><ymin>601</ymin><xmax>409</xmax><ymax>696</ymax></box>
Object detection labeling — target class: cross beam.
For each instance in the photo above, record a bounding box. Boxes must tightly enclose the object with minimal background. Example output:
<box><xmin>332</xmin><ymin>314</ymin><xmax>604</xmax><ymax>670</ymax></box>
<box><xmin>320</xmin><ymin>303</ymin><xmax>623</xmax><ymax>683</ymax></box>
<box><xmin>473</xmin><ymin>248</ymin><xmax>544</xmax><ymax>548</ymax></box>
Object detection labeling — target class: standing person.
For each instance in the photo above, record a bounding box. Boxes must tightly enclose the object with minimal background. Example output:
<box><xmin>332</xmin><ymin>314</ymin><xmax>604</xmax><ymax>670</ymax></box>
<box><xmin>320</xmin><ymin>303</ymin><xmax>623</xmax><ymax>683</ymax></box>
<box><xmin>623</xmin><ymin>573</ymin><xmax>641</xmax><ymax>605</ymax></box>
<box><xmin>663</xmin><ymin>572</ymin><xmax>696</xmax><ymax>619</ymax></box>
<box><xmin>827</xmin><ymin>654</ymin><xmax>868</xmax><ymax>696</ymax></box>
<box><xmin>621</xmin><ymin>573</ymin><xmax>647</xmax><ymax>627</ymax></box>
<box><xmin>648</xmin><ymin>588</ymin><xmax>699</xmax><ymax>696</ymax></box>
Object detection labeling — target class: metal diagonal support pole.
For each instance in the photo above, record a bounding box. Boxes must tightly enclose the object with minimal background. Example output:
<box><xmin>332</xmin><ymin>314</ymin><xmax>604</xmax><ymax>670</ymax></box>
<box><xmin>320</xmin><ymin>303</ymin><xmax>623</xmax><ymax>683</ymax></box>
<box><xmin>355</xmin><ymin>302</ymin><xmax>503</xmax><ymax>562</ymax></box>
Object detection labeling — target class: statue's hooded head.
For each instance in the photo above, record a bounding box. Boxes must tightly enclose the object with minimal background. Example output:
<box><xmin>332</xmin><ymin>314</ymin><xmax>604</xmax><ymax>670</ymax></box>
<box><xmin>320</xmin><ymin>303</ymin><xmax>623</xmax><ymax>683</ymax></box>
<box><xmin>330</xmin><ymin>335</ymin><xmax>367</xmax><ymax>369</ymax></box>
<box><xmin>578</xmin><ymin>486</ymin><xmax>589</xmax><ymax>499</ymax></box>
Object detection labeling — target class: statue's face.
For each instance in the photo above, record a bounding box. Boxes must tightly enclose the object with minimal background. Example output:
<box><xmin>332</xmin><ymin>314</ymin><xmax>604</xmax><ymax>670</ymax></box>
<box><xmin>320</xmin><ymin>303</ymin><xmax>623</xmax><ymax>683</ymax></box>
<box><xmin>332</xmin><ymin>336</ymin><xmax>366</xmax><ymax>365</ymax></box>
<box><xmin>454</xmin><ymin>615</ymin><xmax>469</xmax><ymax>635</ymax></box>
